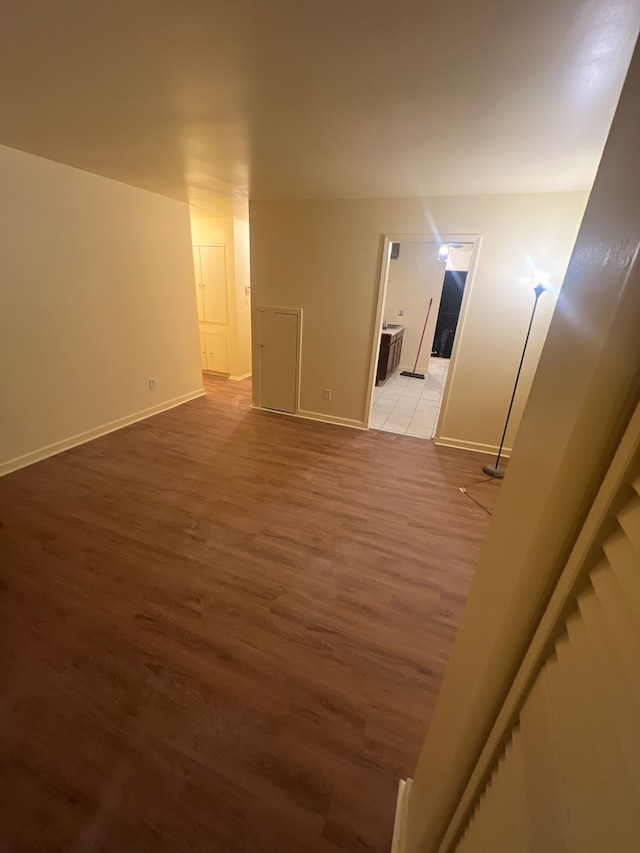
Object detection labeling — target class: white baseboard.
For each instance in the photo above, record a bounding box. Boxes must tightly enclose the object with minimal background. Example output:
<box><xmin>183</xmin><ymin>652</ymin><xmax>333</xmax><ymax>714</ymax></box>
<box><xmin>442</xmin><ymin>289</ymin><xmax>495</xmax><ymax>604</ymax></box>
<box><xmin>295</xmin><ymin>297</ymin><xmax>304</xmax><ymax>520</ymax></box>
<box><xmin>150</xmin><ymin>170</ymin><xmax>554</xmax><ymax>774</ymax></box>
<box><xmin>391</xmin><ymin>778</ymin><xmax>412</xmax><ymax>853</ymax></box>
<box><xmin>434</xmin><ymin>435</ymin><xmax>512</xmax><ymax>458</ymax></box>
<box><xmin>202</xmin><ymin>370</ymin><xmax>251</xmax><ymax>381</ymax></box>
<box><xmin>0</xmin><ymin>388</ymin><xmax>206</xmax><ymax>478</ymax></box>
<box><xmin>296</xmin><ymin>408</ymin><xmax>367</xmax><ymax>430</ymax></box>
<box><xmin>251</xmin><ymin>405</ymin><xmax>366</xmax><ymax>431</ymax></box>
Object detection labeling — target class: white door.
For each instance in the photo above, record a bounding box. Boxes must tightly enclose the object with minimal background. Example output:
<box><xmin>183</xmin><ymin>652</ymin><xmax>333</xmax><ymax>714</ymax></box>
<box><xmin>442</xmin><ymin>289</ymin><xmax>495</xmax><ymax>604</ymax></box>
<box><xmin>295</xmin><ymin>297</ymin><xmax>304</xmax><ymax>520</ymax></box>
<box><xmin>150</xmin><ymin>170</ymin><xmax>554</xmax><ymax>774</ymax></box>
<box><xmin>259</xmin><ymin>310</ymin><xmax>299</xmax><ymax>413</ymax></box>
<box><xmin>199</xmin><ymin>332</ymin><xmax>207</xmax><ymax>371</ymax></box>
<box><xmin>200</xmin><ymin>246</ymin><xmax>228</xmax><ymax>324</ymax></box>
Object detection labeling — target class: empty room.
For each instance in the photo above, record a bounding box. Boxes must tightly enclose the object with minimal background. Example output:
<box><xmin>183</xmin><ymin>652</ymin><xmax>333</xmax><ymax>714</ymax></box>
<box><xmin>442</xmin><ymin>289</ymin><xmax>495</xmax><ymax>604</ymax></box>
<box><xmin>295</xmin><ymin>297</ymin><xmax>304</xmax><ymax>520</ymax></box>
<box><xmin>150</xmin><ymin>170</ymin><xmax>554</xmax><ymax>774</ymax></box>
<box><xmin>1</xmin><ymin>2</ymin><xmax>640</xmax><ymax>852</ymax></box>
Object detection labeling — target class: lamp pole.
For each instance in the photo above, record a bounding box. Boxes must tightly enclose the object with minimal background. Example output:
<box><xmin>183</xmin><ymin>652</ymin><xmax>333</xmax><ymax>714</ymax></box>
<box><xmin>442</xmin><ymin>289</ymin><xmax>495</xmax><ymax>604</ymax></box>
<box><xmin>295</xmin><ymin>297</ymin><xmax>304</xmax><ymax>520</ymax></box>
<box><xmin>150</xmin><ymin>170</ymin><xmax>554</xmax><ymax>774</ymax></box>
<box><xmin>483</xmin><ymin>283</ymin><xmax>546</xmax><ymax>479</ymax></box>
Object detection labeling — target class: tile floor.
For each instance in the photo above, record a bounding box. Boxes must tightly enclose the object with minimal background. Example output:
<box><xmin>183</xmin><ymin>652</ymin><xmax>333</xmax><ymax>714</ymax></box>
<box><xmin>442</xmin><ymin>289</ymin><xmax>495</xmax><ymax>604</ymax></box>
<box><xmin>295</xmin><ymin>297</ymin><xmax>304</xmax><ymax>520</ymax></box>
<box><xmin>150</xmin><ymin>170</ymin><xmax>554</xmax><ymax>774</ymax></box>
<box><xmin>370</xmin><ymin>357</ymin><xmax>450</xmax><ymax>439</ymax></box>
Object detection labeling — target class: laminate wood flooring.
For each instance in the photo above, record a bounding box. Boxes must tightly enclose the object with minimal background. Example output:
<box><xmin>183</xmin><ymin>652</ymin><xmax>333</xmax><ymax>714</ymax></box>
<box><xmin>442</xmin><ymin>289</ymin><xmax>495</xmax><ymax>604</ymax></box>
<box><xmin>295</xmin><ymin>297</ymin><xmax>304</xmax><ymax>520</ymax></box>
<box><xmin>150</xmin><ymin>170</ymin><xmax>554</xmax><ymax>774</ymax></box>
<box><xmin>0</xmin><ymin>376</ymin><xmax>499</xmax><ymax>852</ymax></box>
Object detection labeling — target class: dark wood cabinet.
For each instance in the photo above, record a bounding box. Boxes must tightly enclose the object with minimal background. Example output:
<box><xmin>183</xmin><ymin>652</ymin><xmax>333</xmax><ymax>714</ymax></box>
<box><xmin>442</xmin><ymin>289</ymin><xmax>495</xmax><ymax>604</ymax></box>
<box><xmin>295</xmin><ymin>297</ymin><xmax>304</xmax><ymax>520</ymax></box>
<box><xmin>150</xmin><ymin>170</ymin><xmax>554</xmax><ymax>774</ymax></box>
<box><xmin>376</xmin><ymin>327</ymin><xmax>405</xmax><ymax>385</ymax></box>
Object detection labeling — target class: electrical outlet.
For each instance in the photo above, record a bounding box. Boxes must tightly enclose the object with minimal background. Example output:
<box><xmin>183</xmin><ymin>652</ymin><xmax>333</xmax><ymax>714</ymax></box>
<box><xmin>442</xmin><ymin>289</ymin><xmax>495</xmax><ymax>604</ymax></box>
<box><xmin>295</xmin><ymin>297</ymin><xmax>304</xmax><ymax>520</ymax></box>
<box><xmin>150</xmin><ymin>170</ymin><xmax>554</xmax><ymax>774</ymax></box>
<box><xmin>398</xmin><ymin>309</ymin><xmax>404</xmax><ymax>317</ymax></box>
<box><xmin>323</xmin><ymin>389</ymin><xmax>332</xmax><ymax>401</ymax></box>
<box><xmin>148</xmin><ymin>378</ymin><xmax>156</xmax><ymax>391</ymax></box>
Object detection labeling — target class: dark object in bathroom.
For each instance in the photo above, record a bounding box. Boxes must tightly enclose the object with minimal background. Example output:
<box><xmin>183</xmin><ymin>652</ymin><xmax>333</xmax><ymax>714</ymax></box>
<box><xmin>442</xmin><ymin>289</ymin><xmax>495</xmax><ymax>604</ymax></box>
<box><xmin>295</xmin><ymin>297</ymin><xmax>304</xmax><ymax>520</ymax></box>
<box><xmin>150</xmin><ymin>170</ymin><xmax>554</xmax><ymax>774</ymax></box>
<box><xmin>431</xmin><ymin>270</ymin><xmax>467</xmax><ymax>358</ymax></box>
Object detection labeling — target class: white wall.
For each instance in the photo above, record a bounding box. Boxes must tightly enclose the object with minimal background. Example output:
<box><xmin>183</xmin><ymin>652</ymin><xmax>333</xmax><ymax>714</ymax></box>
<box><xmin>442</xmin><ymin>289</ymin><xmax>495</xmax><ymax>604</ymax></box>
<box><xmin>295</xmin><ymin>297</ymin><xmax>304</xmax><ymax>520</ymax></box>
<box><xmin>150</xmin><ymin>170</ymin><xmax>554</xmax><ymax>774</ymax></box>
<box><xmin>384</xmin><ymin>242</ymin><xmax>446</xmax><ymax>373</ymax></box>
<box><xmin>249</xmin><ymin>193</ymin><xmax>587</xmax><ymax>448</ymax></box>
<box><xmin>0</xmin><ymin>145</ymin><xmax>203</xmax><ymax>475</ymax></box>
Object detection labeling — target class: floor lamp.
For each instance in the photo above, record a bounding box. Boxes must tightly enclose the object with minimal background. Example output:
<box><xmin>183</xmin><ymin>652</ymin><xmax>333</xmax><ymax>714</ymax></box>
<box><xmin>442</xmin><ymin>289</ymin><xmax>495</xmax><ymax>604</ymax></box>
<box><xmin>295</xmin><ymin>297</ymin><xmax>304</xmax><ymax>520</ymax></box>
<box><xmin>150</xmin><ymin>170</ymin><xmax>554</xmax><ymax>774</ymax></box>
<box><xmin>483</xmin><ymin>283</ymin><xmax>546</xmax><ymax>479</ymax></box>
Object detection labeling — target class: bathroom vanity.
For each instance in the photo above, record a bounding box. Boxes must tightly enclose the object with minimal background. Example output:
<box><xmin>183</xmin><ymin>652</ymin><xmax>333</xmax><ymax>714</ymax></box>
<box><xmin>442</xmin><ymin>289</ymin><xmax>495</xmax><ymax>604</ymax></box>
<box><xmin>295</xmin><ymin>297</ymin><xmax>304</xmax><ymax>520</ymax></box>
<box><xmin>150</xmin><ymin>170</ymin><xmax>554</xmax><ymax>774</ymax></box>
<box><xmin>376</xmin><ymin>325</ymin><xmax>405</xmax><ymax>385</ymax></box>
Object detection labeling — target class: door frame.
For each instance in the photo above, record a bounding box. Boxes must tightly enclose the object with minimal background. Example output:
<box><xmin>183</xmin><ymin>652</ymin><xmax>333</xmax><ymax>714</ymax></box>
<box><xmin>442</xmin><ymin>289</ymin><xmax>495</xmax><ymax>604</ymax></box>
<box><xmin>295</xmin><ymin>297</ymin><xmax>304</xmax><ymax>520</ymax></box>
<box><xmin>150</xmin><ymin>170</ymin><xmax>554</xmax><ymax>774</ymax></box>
<box><xmin>253</xmin><ymin>305</ymin><xmax>303</xmax><ymax>413</ymax></box>
<box><xmin>365</xmin><ymin>233</ymin><xmax>481</xmax><ymax>438</ymax></box>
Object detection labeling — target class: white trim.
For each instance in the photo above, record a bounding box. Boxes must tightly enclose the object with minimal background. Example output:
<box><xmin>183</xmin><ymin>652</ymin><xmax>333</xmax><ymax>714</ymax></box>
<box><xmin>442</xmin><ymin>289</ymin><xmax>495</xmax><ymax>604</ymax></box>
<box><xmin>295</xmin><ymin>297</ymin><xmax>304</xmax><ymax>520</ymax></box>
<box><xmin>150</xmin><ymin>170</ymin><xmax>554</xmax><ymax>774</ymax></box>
<box><xmin>203</xmin><ymin>370</ymin><xmax>252</xmax><ymax>381</ymax></box>
<box><xmin>366</xmin><ymin>233</ymin><xmax>481</xmax><ymax>435</ymax></box>
<box><xmin>250</xmin><ymin>404</ymin><xmax>366</xmax><ymax>431</ymax></box>
<box><xmin>434</xmin><ymin>435</ymin><xmax>511</xmax><ymax>458</ymax></box>
<box><xmin>391</xmin><ymin>778</ymin><xmax>412</xmax><ymax>853</ymax></box>
<box><xmin>0</xmin><ymin>388</ymin><xmax>206</xmax><ymax>478</ymax></box>
<box><xmin>296</xmin><ymin>408</ymin><xmax>366</xmax><ymax>430</ymax></box>
<box><xmin>434</xmin><ymin>243</ymin><xmax>482</xmax><ymax>439</ymax></box>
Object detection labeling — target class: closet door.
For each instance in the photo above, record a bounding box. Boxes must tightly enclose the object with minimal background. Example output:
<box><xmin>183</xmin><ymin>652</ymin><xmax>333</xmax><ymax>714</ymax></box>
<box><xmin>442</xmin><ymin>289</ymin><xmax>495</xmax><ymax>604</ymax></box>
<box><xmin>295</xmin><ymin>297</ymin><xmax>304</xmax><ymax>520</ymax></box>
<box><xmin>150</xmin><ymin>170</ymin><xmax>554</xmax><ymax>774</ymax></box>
<box><xmin>258</xmin><ymin>309</ymin><xmax>299</xmax><ymax>413</ymax></box>
<box><xmin>200</xmin><ymin>246</ymin><xmax>228</xmax><ymax>324</ymax></box>
<box><xmin>205</xmin><ymin>332</ymin><xmax>230</xmax><ymax>374</ymax></box>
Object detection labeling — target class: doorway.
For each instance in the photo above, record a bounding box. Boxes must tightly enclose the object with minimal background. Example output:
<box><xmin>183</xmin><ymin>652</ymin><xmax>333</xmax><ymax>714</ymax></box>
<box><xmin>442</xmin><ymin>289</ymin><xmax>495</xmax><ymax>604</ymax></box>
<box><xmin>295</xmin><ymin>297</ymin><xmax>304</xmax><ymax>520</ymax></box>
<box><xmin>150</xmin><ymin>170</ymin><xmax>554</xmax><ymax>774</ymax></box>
<box><xmin>366</xmin><ymin>235</ymin><xmax>478</xmax><ymax>439</ymax></box>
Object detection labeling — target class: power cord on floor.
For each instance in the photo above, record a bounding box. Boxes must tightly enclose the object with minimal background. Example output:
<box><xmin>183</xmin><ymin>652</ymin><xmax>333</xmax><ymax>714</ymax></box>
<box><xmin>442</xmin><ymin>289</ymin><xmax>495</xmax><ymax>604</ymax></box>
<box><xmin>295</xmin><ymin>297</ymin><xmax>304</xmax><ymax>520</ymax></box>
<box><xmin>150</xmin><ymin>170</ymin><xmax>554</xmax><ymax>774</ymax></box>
<box><xmin>458</xmin><ymin>476</ymin><xmax>498</xmax><ymax>517</ymax></box>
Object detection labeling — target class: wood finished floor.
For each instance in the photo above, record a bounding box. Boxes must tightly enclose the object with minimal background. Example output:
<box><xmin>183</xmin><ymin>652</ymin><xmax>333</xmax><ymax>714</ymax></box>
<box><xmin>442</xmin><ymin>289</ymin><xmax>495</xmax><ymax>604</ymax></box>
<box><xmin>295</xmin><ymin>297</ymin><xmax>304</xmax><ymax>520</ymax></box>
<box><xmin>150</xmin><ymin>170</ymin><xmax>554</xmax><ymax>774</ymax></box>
<box><xmin>0</xmin><ymin>376</ymin><xmax>499</xmax><ymax>852</ymax></box>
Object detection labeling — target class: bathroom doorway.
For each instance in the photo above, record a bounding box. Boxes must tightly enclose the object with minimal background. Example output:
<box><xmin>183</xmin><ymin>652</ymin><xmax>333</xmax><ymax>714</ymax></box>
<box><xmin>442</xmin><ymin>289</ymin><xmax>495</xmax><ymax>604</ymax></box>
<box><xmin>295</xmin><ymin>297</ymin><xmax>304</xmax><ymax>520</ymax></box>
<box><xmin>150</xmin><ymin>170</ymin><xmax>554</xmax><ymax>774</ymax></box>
<box><xmin>365</xmin><ymin>235</ymin><xmax>478</xmax><ymax>439</ymax></box>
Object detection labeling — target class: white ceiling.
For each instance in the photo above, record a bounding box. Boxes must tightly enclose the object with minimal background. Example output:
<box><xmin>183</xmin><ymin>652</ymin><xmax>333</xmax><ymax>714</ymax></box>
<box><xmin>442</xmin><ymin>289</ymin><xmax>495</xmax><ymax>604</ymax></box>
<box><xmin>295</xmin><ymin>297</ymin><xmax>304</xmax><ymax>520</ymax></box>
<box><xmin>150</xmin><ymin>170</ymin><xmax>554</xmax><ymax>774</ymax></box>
<box><xmin>1</xmin><ymin>0</ymin><xmax>638</xmax><ymax>210</ymax></box>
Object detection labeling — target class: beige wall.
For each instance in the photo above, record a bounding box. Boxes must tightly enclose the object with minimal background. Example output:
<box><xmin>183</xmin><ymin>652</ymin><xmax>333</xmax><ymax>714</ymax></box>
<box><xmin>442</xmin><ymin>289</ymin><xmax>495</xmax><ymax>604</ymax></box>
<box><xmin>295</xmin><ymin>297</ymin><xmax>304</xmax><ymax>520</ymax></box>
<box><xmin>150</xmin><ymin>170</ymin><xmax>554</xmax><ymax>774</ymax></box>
<box><xmin>249</xmin><ymin>192</ymin><xmax>587</xmax><ymax>448</ymax></box>
<box><xmin>385</xmin><ymin>242</ymin><xmax>446</xmax><ymax>374</ymax></box>
<box><xmin>405</xmin><ymin>40</ymin><xmax>640</xmax><ymax>853</ymax></box>
<box><xmin>190</xmin><ymin>213</ymin><xmax>252</xmax><ymax>379</ymax></box>
<box><xmin>0</xmin><ymin>144</ymin><xmax>203</xmax><ymax>475</ymax></box>
<box><xmin>233</xmin><ymin>218</ymin><xmax>253</xmax><ymax>378</ymax></box>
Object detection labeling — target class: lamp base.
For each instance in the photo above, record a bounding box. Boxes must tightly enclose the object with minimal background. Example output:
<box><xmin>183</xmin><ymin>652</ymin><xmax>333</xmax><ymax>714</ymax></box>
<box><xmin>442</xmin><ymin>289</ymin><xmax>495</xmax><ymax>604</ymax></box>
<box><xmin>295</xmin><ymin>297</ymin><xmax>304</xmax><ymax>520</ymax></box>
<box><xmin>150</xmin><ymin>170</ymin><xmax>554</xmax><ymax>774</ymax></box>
<box><xmin>483</xmin><ymin>464</ymin><xmax>505</xmax><ymax>479</ymax></box>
